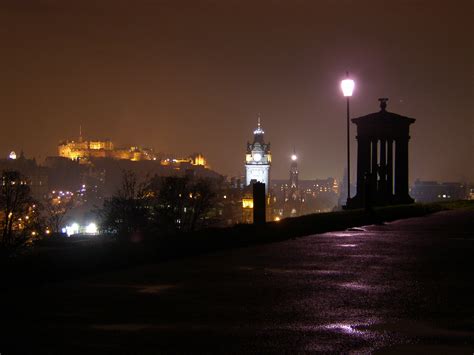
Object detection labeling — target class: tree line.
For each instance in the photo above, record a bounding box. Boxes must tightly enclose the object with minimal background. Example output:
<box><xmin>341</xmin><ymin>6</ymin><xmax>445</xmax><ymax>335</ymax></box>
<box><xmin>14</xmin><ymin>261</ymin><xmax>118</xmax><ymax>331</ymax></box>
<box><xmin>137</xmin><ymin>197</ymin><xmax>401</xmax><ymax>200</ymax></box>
<box><xmin>1</xmin><ymin>169</ymin><xmax>217</xmax><ymax>256</ymax></box>
<box><xmin>98</xmin><ymin>171</ymin><xmax>217</xmax><ymax>242</ymax></box>
<box><xmin>0</xmin><ymin>170</ymin><xmax>79</xmax><ymax>255</ymax></box>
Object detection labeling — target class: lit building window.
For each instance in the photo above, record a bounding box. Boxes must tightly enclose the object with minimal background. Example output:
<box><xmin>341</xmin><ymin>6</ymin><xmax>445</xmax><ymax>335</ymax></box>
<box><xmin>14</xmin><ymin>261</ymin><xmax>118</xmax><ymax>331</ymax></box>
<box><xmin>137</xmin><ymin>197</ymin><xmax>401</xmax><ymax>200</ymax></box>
<box><xmin>242</xmin><ymin>198</ymin><xmax>254</xmax><ymax>209</ymax></box>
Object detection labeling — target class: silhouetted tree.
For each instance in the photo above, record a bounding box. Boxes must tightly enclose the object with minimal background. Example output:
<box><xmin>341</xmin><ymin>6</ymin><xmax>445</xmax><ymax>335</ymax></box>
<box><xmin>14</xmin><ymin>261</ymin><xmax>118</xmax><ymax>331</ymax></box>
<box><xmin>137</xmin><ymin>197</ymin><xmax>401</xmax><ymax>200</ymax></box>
<box><xmin>43</xmin><ymin>194</ymin><xmax>74</xmax><ymax>234</ymax></box>
<box><xmin>99</xmin><ymin>171</ymin><xmax>149</xmax><ymax>241</ymax></box>
<box><xmin>0</xmin><ymin>171</ymin><xmax>39</xmax><ymax>253</ymax></box>
<box><xmin>187</xmin><ymin>178</ymin><xmax>216</xmax><ymax>231</ymax></box>
<box><xmin>149</xmin><ymin>176</ymin><xmax>189</xmax><ymax>234</ymax></box>
<box><xmin>99</xmin><ymin>172</ymin><xmax>218</xmax><ymax>241</ymax></box>
<box><xmin>148</xmin><ymin>176</ymin><xmax>216</xmax><ymax>234</ymax></box>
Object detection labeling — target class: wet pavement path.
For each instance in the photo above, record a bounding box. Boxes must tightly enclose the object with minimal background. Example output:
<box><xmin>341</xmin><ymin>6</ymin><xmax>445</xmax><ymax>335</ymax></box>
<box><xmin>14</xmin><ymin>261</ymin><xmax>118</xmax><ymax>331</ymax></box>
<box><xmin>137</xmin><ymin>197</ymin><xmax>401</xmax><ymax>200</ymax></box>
<box><xmin>2</xmin><ymin>209</ymin><xmax>474</xmax><ymax>353</ymax></box>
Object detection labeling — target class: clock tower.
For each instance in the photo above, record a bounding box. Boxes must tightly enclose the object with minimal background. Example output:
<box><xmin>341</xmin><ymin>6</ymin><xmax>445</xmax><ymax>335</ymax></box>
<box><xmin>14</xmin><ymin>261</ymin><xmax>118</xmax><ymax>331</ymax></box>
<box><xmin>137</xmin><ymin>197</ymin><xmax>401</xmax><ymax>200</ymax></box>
<box><xmin>245</xmin><ymin>116</ymin><xmax>271</xmax><ymax>193</ymax></box>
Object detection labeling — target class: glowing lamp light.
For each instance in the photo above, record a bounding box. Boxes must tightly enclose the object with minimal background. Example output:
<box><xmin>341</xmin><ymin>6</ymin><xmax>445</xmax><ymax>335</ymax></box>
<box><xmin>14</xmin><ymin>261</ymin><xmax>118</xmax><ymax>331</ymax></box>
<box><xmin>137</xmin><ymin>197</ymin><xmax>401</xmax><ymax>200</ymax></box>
<box><xmin>291</xmin><ymin>154</ymin><xmax>297</xmax><ymax>161</ymax></box>
<box><xmin>341</xmin><ymin>78</ymin><xmax>355</xmax><ymax>97</ymax></box>
<box><xmin>9</xmin><ymin>151</ymin><xmax>17</xmax><ymax>160</ymax></box>
<box><xmin>64</xmin><ymin>222</ymin><xmax>80</xmax><ymax>236</ymax></box>
<box><xmin>341</xmin><ymin>72</ymin><xmax>355</xmax><ymax>205</ymax></box>
<box><xmin>85</xmin><ymin>222</ymin><xmax>98</xmax><ymax>234</ymax></box>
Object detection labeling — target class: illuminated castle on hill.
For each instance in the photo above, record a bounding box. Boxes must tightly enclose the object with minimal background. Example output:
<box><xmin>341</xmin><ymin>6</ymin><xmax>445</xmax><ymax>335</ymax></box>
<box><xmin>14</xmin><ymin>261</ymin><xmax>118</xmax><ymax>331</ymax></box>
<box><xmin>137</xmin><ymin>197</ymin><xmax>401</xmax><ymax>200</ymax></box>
<box><xmin>58</xmin><ymin>131</ymin><xmax>208</xmax><ymax>167</ymax></box>
<box><xmin>58</xmin><ymin>138</ymin><xmax>156</xmax><ymax>162</ymax></box>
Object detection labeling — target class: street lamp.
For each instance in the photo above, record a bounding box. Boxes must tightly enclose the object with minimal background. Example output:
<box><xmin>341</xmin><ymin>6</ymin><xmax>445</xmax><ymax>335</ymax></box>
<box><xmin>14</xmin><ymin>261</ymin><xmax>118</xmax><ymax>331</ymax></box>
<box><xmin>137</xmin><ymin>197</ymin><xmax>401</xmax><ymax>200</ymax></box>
<box><xmin>340</xmin><ymin>73</ymin><xmax>355</xmax><ymax>205</ymax></box>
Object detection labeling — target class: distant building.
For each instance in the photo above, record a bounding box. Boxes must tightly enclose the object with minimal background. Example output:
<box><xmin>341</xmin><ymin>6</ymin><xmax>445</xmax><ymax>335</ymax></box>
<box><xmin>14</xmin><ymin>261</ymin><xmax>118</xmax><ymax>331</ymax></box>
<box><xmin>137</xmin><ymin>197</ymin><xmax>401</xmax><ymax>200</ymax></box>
<box><xmin>43</xmin><ymin>156</ymin><xmax>84</xmax><ymax>192</ymax></box>
<box><xmin>272</xmin><ymin>177</ymin><xmax>339</xmax><ymax>216</ymax></box>
<box><xmin>289</xmin><ymin>152</ymin><xmax>299</xmax><ymax>189</ymax></box>
<box><xmin>0</xmin><ymin>152</ymin><xmax>48</xmax><ymax>199</ymax></box>
<box><xmin>285</xmin><ymin>153</ymin><xmax>302</xmax><ymax>217</ymax></box>
<box><xmin>241</xmin><ymin>185</ymin><xmax>254</xmax><ymax>224</ymax></box>
<box><xmin>42</xmin><ymin>133</ymin><xmax>214</xmax><ymax>199</ymax></box>
<box><xmin>245</xmin><ymin>117</ymin><xmax>271</xmax><ymax>193</ymax></box>
<box><xmin>58</xmin><ymin>134</ymin><xmax>208</xmax><ymax>168</ymax></box>
<box><xmin>58</xmin><ymin>135</ymin><xmax>158</xmax><ymax>162</ymax></box>
<box><xmin>161</xmin><ymin>153</ymin><xmax>208</xmax><ymax>168</ymax></box>
<box><xmin>411</xmin><ymin>180</ymin><xmax>468</xmax><ymax>202</ymax></box>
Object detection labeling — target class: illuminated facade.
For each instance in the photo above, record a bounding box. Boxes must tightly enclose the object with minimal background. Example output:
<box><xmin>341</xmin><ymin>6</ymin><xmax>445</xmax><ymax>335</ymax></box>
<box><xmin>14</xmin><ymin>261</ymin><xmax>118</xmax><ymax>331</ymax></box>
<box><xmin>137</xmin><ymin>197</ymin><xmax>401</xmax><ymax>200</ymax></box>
<box><xmin>245</xmin><ymin>117</ymin><xmax>271</xmax><ymax>193</ymax></box>
<box><xmin>161</xmin><ymin>153</ymin><xmax>208</xmax><ymax>168</ymax></box>
<box><xmin>241</xmin><ymin>195</ymin><xmax>254</xmax><ymax>224</ymax></box>
<box><xmin>58</xmin><ymin>138</ymin><xmax>158</xmax><ymax>162</ymax></box>
<box><xmin>58</xmin><ymin>135</ymin><xmax>208</xmax><ymax>167</ymax></box>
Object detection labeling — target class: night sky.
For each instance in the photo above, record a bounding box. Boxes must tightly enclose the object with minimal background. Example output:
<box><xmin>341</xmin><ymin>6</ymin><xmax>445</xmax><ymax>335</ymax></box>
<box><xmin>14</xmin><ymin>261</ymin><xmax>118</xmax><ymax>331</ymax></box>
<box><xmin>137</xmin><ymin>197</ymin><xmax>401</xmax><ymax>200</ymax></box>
<box><xmin>1</xmin><ymin>0</ymin><xmax>472</xmax><ymax>182</ymax></box>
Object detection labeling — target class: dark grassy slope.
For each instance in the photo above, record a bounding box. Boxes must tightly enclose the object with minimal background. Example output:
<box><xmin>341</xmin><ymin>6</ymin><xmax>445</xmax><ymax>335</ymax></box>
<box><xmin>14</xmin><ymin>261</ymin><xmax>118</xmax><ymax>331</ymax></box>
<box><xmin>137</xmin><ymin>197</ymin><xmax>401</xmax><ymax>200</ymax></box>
<box><xmin>1</xmin><ymin>201</ymin><xmax>472</xmax><ymax>289</ymax></box>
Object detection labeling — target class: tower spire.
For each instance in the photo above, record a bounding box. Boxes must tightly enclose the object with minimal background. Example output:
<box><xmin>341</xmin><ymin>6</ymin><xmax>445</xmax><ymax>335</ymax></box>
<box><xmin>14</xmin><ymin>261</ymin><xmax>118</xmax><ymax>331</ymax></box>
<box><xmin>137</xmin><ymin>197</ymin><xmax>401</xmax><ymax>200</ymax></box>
<box><xmin>291</xmin><ymin>146</ymin><xmax>297</xmax><ymax>161</ymax></box>
<box><xmin>290</xmin><ymin>145</ymin><xmax>299</xmax><ymax>189</ymax></box>
<box><xmin>253</xmin><ymin>113</ymin><xmax>264</xmax><ymax>135</ymax></box>
<box><xmin>79</xmin><ymin>125</ymin><xmax>83</xmax><ymax>142</ymax></box>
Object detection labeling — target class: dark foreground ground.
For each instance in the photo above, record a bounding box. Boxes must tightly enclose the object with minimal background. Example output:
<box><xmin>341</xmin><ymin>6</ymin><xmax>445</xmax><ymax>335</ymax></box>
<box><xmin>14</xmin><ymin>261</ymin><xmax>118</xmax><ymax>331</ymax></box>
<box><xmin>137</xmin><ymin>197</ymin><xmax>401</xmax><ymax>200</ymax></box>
<box><xmin>1</xmin><ymin>209</ymin><xmax>473</xmax><ymax>354</ymax></box>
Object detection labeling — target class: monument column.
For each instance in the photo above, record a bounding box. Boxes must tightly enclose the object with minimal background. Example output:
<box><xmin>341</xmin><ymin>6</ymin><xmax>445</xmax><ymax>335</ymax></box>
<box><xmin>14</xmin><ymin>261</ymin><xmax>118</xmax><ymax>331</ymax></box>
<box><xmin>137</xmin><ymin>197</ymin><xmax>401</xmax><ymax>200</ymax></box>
<box><xmin>371</xmin><ymin>138</ymin><xmax>378</xmax><ymax>198</ymax></box>
<box><xmin>386</xmin><ymin>139</ymin><xmax>394</xmax><ymax>199</ymax></box>
<box><xmin>379</xmin><ymin>138</ymin><xmax>387</xmax><ymax>198</ymax></box>
<box><xmin>371</xmin><ymin>139</ymin><xmax>378</xmax><ymax>174</ymax></box>
<box><xmin>395</xmin><ymin>137</ymin><xmax>409</xmax><ymax>201</ymax></box>
<box><xmin>356</xmin><ymin>136</ymin><xmax>370</xmax><ymax>198</ymax></box>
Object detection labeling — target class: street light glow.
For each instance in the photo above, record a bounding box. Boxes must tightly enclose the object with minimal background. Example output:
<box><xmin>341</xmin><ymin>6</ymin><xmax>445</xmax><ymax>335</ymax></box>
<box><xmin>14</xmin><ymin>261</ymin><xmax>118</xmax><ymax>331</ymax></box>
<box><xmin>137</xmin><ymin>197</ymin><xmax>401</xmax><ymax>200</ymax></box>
<box><xmin>85</xmin><ymin>222</ymin><xmax>98</xmax><ymax>234</ymax></box>
<box><xmin>341</xmin><ymin>73</ymin><xmax>355</xmax><ymax>206</ymax></box>
<box><xmin>341</xmin><ymin>78</ymin><xmax>355</xmax><ymax>97</ymax></box>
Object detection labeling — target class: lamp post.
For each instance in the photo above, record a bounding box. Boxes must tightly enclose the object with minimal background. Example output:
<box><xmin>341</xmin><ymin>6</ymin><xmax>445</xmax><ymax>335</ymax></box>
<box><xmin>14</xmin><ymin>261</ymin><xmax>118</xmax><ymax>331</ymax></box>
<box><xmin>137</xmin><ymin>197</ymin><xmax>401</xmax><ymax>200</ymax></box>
<box><xmin>340</xmin><ymin>72</ymin><xmax>355</xmax><ymax>205</ymax></box>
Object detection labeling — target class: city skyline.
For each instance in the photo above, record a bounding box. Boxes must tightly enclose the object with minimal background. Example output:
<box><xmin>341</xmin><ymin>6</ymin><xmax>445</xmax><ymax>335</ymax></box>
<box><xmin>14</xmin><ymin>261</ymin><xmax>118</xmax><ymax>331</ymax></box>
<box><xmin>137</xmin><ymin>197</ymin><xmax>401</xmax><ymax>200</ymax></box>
<box><xmin>1</xmin><ymin>0</ymin><xmax>472</xmax><ymax>182</ymax></box>
<box><xmin>1</xmin><ymin>3</ymin><xmax>473</xmax><ymax>352</ymax></box>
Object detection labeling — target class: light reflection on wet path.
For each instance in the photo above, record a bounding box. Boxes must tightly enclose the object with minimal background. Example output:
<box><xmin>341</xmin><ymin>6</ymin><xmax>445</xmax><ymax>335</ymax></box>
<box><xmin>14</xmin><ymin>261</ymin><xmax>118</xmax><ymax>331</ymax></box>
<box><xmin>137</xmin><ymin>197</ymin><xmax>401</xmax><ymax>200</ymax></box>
<box><xmin>2</xmin><ymin>210</ymin><xmax>474</xmax><ymax>353</ymax></box>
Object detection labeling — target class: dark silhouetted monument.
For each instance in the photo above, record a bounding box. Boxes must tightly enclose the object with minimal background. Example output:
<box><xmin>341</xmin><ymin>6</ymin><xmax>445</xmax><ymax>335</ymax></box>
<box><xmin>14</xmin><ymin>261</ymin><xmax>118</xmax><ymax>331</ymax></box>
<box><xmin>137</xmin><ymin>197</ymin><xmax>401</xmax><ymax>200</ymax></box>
<box><xmin>347</xmin><ymin>98</ymin><xmax>415</xmax><ymax>209</ymax></box>
<box><xmin>253</xmin><ymin>181</ymin><xmax>266</xmax><ymax>225</ymax></box>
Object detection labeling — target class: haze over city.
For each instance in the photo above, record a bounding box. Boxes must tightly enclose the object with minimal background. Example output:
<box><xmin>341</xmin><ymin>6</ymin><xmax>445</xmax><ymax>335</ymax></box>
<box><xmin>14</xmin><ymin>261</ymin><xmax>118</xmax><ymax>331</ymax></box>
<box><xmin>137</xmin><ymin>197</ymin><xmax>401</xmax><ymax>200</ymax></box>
<box><xmin>1</xmin><ymin>0</ymin><xmax>472</xmax><ymax>182</ymax></box>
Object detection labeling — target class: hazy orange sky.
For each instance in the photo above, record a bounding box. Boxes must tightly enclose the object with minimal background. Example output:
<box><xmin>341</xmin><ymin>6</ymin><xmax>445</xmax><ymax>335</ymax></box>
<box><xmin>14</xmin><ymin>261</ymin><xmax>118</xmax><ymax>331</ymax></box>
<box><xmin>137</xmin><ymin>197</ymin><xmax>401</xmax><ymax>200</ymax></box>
<box><xmin>1</xmin><ymin>0</ymin><xmax>472</xmax><ymax>182</ymax></box>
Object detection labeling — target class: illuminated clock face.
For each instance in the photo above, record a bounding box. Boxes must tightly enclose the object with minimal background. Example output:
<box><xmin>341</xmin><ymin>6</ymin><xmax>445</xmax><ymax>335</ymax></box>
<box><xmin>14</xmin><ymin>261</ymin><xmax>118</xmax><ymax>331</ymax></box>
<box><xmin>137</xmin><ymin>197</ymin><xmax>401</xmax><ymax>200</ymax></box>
<box><xmin>253</xmin><ymin>153</ymin><xmax>262</xmax><ymax>162</ymax></box>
